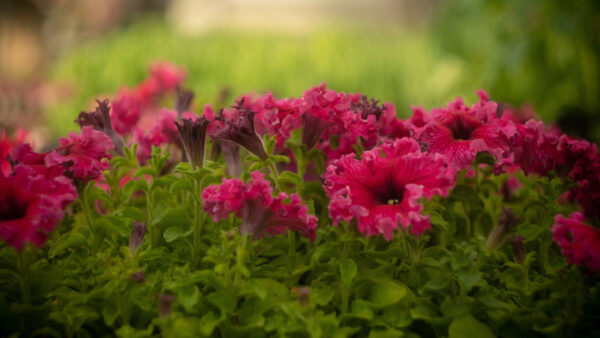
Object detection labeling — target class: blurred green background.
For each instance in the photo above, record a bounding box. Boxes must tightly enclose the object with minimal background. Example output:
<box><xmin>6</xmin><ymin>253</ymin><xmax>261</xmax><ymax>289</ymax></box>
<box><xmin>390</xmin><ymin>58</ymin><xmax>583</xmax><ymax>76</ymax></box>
<box><xmin>2</xmin><ymin>0</ymin><xmax>599</xmax><ymax>143</ymax></box>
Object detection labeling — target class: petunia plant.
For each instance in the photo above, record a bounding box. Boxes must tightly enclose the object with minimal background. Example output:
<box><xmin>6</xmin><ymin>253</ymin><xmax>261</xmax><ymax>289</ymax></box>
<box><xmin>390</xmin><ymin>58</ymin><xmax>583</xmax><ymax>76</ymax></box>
<box><xmin>1</xmin><ymin>62</ymin><xmax>599</xmax><ymax>337</ymax></box>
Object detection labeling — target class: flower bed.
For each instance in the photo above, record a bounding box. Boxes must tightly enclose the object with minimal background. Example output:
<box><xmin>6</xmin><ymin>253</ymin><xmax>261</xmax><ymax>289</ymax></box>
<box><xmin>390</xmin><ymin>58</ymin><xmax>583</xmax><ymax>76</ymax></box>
<box><xmin>1</xmin><ymin>63</ymin><xmax>599</xmax><ymax>337</ymax></box>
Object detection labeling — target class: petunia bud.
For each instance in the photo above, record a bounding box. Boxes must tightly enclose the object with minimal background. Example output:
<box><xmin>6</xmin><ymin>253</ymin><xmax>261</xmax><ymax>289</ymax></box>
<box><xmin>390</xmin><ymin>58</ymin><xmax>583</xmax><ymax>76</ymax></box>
<box><xmin>129</xmin><ymin>221</ymin><xmax>146</xmax><ymax>255</ymax></box>
<box><xmin>485</xmin><ymin>208</ymin><xmax>520</xmax><ymax>250</ymax></box>
<box><xmin>75</xmin><ymin>99</ymin><xmax>125</xmax><ymax>156</ymax></box>
<box><xmin>301</xmin><ymin>112</ymin><xmax>332</xmax><ymax>150</ymax></box>
<box><xmin>130</xmin><ymin>270</ymin><xmax>146</xmax><ymax>283</ymax></box>
<box><xmin>510</xmin><ymin>235</ymin><xmax>526</xmax><ymax>264</ymax></box>
<box><xmin>296</xmin><ymin>287</ymin><xmax>310</xmax><ymax>307</ymax></box>
<box><xmin>158</xmin><ymin>293</ymin><xmax>175</xmax><ymax>317</ymax></box>
<box><xmin>175</xmin><ymin>118</ymin><xmax>210</xmax><ymax>169</ymax></box>
<box><xmin>212</xmin><ymin>100</ymin><xmax>268</xmax><ymax>160</ymax></box>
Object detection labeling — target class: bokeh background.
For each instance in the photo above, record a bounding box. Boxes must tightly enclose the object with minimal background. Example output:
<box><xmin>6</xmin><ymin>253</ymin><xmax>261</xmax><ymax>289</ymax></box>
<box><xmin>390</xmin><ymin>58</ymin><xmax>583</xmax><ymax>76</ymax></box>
<box><xmin>1</xmin><ymin>0</ymin><xmax>599</xmax><ymax>148</ymax></box>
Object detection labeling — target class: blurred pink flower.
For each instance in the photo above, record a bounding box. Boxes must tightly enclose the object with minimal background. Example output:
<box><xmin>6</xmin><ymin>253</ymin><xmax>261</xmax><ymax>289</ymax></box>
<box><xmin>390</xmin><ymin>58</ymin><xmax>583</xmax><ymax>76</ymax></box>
<box><xmin>552</xmin><ymin>212</ymin><xmax>600</xmax><ymax>273</ymax></box>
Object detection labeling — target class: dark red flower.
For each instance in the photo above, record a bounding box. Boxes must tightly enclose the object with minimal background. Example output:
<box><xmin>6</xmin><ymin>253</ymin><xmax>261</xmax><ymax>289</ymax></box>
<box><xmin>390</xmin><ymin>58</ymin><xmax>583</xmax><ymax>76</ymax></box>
<box><xmin>552</xmin><ymin>212</ymin><xmax>600</xmax><ymax>273</ymax></box>
<box><xmin>0</xmin><ymin>165</ymin><xmax>76</xmax><ymax>250</ymax></box>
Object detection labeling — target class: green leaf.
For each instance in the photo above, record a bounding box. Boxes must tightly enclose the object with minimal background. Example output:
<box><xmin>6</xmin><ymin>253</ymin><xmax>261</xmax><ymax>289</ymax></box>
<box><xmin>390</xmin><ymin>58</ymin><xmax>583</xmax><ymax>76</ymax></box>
<box><xmin>272</xmin><ymin>154</ymin><xmax>290</xmax><ymax>164</ymax></box>
<box><xmin>163</xmin><ymin>226</ymin><xmax>192</xmax><ymax>242</ymax></box>
<box><xmin>153</xmin><ymin>207</ymin><xmax>191</xmax><ymax>228</ymax></box>
<box><xmin>310</xmin><ymin>287</ymin><xmax>336</xmax><ymax>306</ymax></box>
<box><xmin>351</xmin><ymin>299</ymin><xmax>374</xmax><ymax>320</ymax></box>
<box><xmin>178</xmin><ymin>285</ymin><xmax>200</xmax><ymax>312</ymax></box>
<box><xmin>122</xmin><ymin>179</ymin><xmax>147</xmax><ymax>203</ymax></box>
<box><xmin>199</xmin><ymin>311</ymin><xmax>221</xmax><ymax>336</ymax></box>
<box><xmin>448</xmin><ymin>315</ymin><xmax>496</xmax><ymax>338</ymax></box>
<box><xmin>95</xmin><ymin>216</ymin><xmax>130</xmax><ymax>238</ymax></box>
<box><xmin>206</xmin><ymin>290</ymin><xmax>235</xmax><ymax>314</ymax></box>
<box><xmin>49</xmin><ymin>232</ymin><xmax>87</xmax><ymax>258</ymax></box>
<box><xmin>278</xmin><ymin>170</ymin><xmax>304</xmax><ymax>187</ymax></box>
<box><xmin>369</xmin><ymin>280</ymin><xmax>407</xmax><ymax>308</ymax></box>
<box><xmin>339</xmin><ymin>259</ymin><xmax>357</xmax><ymax>286</ymax></box>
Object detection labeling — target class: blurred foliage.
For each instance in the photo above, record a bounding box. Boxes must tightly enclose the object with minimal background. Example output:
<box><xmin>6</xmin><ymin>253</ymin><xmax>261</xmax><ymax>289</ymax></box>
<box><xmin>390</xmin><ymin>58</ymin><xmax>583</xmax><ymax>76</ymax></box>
<box><xmin>48</xmin><ymin>0</ymin><xmax>600</xmax><ymax>141</ymax></box>
<box><xmin>432</xmin><ymin>0</ymin><xmax>600</xmax><ymax>141</ymax></box>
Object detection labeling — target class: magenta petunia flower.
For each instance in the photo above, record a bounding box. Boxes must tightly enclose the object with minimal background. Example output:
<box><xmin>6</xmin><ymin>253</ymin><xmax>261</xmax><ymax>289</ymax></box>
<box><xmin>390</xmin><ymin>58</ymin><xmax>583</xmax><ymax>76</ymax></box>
<box><xmin>552</xmin><ymin>212</ymin><xmax>600</xmax><ymax>273</ymax></box>
<box><xmin>45</xmin><ymin>126</ymin><xmax>114</xmax><ymax>181</ymax></box>
<box><xmin>323</xmin><ymin>138</ymin><xmax>456</xmax><ymax>240</ymax></box>
<box><xmin>0</xmin><ymin>165</ymin><xmax>76</xmax><ymax>250</ymax></box>
<box><xmin>0</xmin><ymin>128</ymin><xmax>28</xmax><ymax>176</ymax></box>
<box><xmin>415</xmin><ymin>93</ymin><xmax>510</xmax><ymax>170</ymax></box>
<box><xmin>134</xmin><ymin>109</ymin><xmax>180</xmax><ymax>164</ymax></box>
<box><xmin>202</xmin><ymin>171</ymin><xmax>317</xmax><ymax>240</ymax></box>
<box><xmin>111</xmin><ymin>88</ymin><xmax>142</xmax><ymax>136</ymax></box>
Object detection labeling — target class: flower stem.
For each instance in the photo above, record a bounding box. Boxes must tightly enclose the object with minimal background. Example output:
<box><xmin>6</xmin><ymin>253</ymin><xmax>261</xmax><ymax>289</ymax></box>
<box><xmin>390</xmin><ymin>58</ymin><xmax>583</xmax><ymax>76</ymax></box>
<box><xmin>288</xmin><ymin>230</ymin><xmax>296</xmax><ymax>274</ymax></box>
<box><xmin>192</xmin><ymin>174</ymin><xmax>203</xmax><ymax>264</ymax></box>
<box><xmin>267</xmin><ymin>162</ymin><xmax>281</xmax><ymax>191</ymax></box>
<box><xmin>81</xmin><ymin>186</ymin><xmax>97</xmax><ymax>250</ymax></box>
<box><xmin>16</xmin><ymin>248</ymin><xmax>30</xmax><ymax>305</ymax></box>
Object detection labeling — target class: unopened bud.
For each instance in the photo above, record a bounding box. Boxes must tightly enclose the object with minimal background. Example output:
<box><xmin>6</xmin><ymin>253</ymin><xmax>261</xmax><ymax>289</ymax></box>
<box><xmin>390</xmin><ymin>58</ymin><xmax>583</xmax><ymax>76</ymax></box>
<box><xmin>297</xmin><ymin>287</ymin><xmax>310</xmax><ymax>307</ymax></box>
<box><xmin>158</xmin><ymin>293</ymin><xmax>175</xmax><ymax>317</ymax></box>
<box><xmin>510</xmin><ymin>235</ymin><xmax>526</xmax><ymax>264</ymax></box>
<box><xmin>130</xmin><ymin>270</ymin><xmax>146</xmax><ymax>283</ymax></box>
<box><xmin>485</xmin><ymin>208</ymin><xmax>520</xmax><ymax>250</ymax></box>
<box><xmin>129</xmin><ymin>221</ymin><xmax>146</xmax><ymax>255</ymax></box>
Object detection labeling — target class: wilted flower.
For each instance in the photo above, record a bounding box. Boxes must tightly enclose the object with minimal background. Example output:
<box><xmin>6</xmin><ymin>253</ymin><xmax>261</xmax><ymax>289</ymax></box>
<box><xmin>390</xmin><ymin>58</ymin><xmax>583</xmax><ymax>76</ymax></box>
<box><xmin>202</xmin><ymin>171</ymin><xmax>318</xmax><ymax>240</ymax></box>
<box><xmin>175</xmin><ymin>117</ymin><xmax>210</xmax><ymax>169</ymax></box>
<box><xmin>76</xmin><ymin>99</ymin><xmax>125</xmax><ymax>156</ymax></box>
<box><xmin>0</xmin><ymin>165</ymin><xmax>76</xmax><ymax>250</ymax></box>
<box><xmin>552</xmin><ymin>212</ymin><xmax>600</xmax><ymax>273</ymax></box>
<box><xmin>129</xmin><ymin>220</ymin><xmax>146</xmax><ymax>255</ymax></box>
<box><xmin>45</xmin><ymin>126</ymin><xmax>114</xmax><ymax>181</ymax></box>
<box><xmin>485</xmin><ymin>208</ymin><xmax>520</xmax><ymax>250</ymax></box>
<box><xmin>323</xmin><ymin>138</ymin><xmax>455</xmax><ymax>240</ymax></box>
<box><xmin>510</xmin><ymin>235</ymin><xmax>526</xmax><ymax>264</ymax></box>
<box><xmin>158</xmin><ymin>293</ymin><xmax>176</xmax><ymax>317</ymax></box>
<box><xmin>211</xmin><ymin>100</ymin><xmax>268</xmax><ymax>161</ymax></box>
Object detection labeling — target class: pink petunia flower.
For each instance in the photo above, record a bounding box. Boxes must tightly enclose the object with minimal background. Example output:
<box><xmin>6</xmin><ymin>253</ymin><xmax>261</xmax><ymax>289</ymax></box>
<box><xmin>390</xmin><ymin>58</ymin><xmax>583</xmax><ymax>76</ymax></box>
<box><xmin>323</xmin><ymin>138</ymin><xmax>456</xmax><ymax>240</ymax></box>
<box><xmin>111</xmin><ymin>88</ymin><xmax>142</xmax><ymax>136</ymax></box>
<box><xmin>134</xmin><ymin>109</ymin><xmax>179</xmax><ymax>164</ymax></box>
<box><xmin>45</xmin><ymin>126</ymin><xmax>114</xmax><ymax>181</ymax></box>
<box><xmin>0</xmin><ymin>165</ymin><xmax>76</xmax><ymax>250</ymax></box>
<box><xmin>415</xmin><ymin>92</ymin><xmax>510</xmax><ymax>170</ymax></box>
<box><xmin>0</xmin><ymin>128</ymin><xmax>28</xmax><ymax>176</ymax></box>
<box><xmin>202</xmin><ymin>171</ymin><xmax>317</xmax><ymax>240</ymax></box>
<box><xmin>552</xmin><ymin>212</ymin><xmax>600</xmax><ymax>273</ymax></box>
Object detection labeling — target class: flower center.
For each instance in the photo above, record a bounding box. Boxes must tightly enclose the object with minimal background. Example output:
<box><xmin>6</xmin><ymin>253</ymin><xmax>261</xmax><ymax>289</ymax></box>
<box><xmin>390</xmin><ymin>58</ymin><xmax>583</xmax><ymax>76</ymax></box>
<box><xmin>447</xmin><ymin>115</ymin><xmax>475</xmax><ymax>140</ymax></box>
<box><xmin>0</xmin><ymin>195</ymin><xmax>28</xmax><ymax>221</ymax></box>
<box><xmin>376</xmin><ymin>186</ymin><xmax>405</xmax><ymax>206</ymax></box>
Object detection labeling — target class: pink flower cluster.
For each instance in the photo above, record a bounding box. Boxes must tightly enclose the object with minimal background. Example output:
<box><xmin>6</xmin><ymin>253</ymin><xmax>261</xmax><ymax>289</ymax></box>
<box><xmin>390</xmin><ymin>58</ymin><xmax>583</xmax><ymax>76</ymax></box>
<box><xmin>0</xmin><ymin>126</ymin><xmax>113</xmax><ymax>249</ymax></box>
<box><xmin>111</xmin><ymin>62</ymin><xmax>186</xmax><ymax>136</ymax></box>
<box><xmin>552</xmin><ymin>212</ymin><xmax>600</xmax><ymax>273</ymax></box>
<box><xmin>202</xmin><ymin>171</ymin><xmax>317</xmax><ymax>240</ymax></box>
<box><xmin>324</xmin><ymin>138</ymin><xmax>455</xmax><ymax>239</ymax></box>
<box><xmin>0</xmin><ymin>128</ymin><xmax>28</xmax><ymax>176</ymax></box>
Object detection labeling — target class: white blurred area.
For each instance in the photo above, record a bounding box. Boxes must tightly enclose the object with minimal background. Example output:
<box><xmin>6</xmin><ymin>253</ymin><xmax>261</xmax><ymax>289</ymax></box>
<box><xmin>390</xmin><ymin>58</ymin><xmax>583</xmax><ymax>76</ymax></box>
<box><xmin>167</xmin><ymin>0</ymin><xmax>433</xmax><ymax>33</ymax></box>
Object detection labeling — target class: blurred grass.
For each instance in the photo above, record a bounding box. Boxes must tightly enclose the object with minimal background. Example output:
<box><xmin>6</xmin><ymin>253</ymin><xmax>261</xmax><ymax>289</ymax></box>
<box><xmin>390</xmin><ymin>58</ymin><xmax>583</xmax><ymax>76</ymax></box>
<box><xmin>48</xmin><ymin>0</ymin><xmax>600</xmax><ymax>141</ymax></box>
<box><xmin>47</xmin><ymin>20</ymin><xmax>474</xmax><ymax>137</ymax></box>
